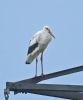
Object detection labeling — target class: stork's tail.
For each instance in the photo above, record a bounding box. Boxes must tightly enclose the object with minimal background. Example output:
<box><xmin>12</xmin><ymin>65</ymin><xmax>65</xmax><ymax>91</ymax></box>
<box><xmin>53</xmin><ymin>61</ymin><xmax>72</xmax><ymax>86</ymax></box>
<box><xmin>25</xmin><ymin>54</ymin><xmax>36</xmax><ymax>64</ymax></box>
<box><xmin>25</xmin><ymin>48</ymin><xmax>40</xmax><ymax>64</ymax></box>
<box><xmin>25</xmin><ymin>61</ymin><xmax>30</xmax><ymax>64</ymax></box>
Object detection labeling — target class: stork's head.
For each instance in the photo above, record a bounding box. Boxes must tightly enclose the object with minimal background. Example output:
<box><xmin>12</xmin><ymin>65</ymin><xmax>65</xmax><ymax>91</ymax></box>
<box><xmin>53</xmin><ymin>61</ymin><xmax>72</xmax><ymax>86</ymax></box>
<box><xmin>43</xmin><ymin>26</ymin><xmax>55</xmax><ymax>39</ymax></box>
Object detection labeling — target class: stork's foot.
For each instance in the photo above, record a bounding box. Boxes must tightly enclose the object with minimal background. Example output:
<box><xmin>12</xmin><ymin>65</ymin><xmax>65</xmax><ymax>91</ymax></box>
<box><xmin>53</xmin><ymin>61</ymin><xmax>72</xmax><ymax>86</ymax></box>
<box><xmin>41</xmin><ymin>73</ymin><xmax>45</xmax><ymax>78</ymax></box>
<box><xmin>34</xmin><ymin>74</ymin><xmax>37</xmax><ymax>78</ymax></box>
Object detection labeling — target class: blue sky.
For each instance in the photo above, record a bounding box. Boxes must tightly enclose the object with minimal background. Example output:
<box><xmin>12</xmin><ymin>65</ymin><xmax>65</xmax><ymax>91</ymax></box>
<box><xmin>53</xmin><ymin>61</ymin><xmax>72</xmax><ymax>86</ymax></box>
<box><xmin>0</xmin><ymin>0</ymin><xmax>83</xmax><ymax>100</ymax></box>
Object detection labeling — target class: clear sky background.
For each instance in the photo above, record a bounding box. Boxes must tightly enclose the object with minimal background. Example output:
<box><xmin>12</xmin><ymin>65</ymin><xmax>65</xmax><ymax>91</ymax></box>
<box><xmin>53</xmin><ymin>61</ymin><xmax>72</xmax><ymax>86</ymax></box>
<box><xmin>0</xmin><ymin>0</ymin><xmax>83</xmax><ymax>100</ymax></box>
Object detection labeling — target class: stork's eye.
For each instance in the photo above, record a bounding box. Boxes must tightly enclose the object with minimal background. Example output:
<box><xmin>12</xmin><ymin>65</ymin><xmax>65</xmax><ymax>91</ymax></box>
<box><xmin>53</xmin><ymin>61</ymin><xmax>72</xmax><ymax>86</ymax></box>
<box><xmin>45</xmin><ymin>27</ymin><xmax>49</xmax><ymax>31</ymax></box>
<box><xmin>46</xmin><ymin>28</ymin><xmax>50</xmax><ymax>33</ymax></box>
<box><xmin>46</xmin><ymin>27</ymin><xmax>48</xmax><ymax>29</ymax></box>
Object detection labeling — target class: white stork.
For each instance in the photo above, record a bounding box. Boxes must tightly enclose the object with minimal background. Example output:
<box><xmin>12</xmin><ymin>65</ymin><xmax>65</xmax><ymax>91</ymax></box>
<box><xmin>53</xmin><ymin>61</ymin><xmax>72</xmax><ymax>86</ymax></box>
<box><xmin>26</xmin><ymin>26</ymin><xmax>55</xmax><ymax>77</ymax></box>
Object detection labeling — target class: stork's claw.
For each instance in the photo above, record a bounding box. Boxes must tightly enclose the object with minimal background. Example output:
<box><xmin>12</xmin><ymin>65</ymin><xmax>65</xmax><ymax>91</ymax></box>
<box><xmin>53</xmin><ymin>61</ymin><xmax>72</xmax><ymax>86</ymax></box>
<box><xmin>41</xmin><ymin>73</ymin><xmax>45</xmax><ymax>78</ymax></box>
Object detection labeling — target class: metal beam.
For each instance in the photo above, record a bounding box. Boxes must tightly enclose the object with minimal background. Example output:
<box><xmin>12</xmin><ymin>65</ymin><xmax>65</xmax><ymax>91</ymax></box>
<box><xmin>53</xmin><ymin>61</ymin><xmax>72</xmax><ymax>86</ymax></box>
<box><xmin>13</xmin><ymin>65</ymin><xmax>83</xmax><ymax>84</ymax></box>
<box><xmin>6</xmin><ymin>82</ymin><xmax>83</xmax><ymax>92</ymax></box>
<box><xmin>28</xmin><ymin>90</ymin><xmax>83</xmax><ymax>100</ymax></box>
<box><xmin>4</xmin><ymin>65</ymin><xmax>83</xmax><ymax>100</ymax></box>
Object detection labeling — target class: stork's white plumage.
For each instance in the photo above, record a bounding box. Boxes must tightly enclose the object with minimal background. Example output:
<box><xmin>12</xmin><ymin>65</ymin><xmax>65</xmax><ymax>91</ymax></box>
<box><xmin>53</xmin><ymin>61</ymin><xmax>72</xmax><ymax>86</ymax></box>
<box><xmin>26</xmin><ymin>26</ymin><xmax>55</xmax><ymax>77</ymax></box>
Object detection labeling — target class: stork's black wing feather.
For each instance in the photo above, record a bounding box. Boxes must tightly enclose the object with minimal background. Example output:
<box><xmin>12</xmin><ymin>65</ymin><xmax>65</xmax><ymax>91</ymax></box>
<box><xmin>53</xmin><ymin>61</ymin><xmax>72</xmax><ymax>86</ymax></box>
<box><xmin>27</xmin><ymin>42</ymin><xmax>38</xmax><ymax>55</ymax></box>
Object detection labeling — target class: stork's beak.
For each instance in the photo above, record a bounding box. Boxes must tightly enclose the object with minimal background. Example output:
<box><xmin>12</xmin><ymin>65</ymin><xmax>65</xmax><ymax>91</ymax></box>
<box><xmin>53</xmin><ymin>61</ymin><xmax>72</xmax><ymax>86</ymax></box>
<box><xmin>51</xmin><ymin>33</ymin><xmax>55</xmax><ymax>39</ymax></box>
<box><xmin>50</xmin><ymin>32</ymin><xmax>55</xmax><ymax>39</ymax></box>
<box><xmin>47</xmin><ymin>28</ymin><xmax>55</xmax><ymax>39</ymax></box>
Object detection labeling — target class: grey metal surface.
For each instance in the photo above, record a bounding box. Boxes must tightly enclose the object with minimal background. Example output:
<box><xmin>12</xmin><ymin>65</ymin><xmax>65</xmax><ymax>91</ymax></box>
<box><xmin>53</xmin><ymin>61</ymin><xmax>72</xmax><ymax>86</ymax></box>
<box><xmin>4</xmin><ymin>65</ymin><xmax>83</xmax><ymax>100</ymax></box>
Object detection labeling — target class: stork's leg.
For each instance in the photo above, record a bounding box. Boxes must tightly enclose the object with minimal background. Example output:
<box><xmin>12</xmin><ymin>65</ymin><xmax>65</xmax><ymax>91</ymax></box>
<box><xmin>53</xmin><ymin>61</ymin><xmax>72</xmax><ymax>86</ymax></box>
<box><xmin>35</xmin><ymin>57</ymin><xmax>38</xmax><ymax>77</ymax></box>
<box><xmin>41</xmin><ymin>52</ymin><xmax>44</xmax><ymax>76</ymax></box>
